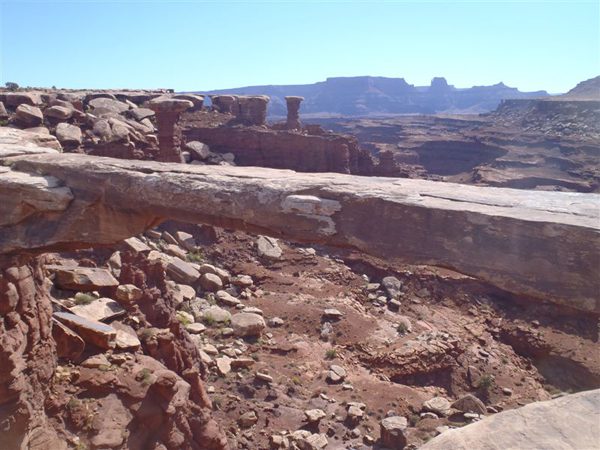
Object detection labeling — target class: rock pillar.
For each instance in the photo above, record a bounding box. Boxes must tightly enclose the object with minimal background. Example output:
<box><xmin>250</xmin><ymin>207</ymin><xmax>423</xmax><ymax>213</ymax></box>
<box><xmin>237</xmin><ymin>95</ymin><xmax>269</xmax><ymax>126</ymax></box>
<box><xmin>148</xmin><ymin>97</ymin><xmax>193</xmax><ymax>162</ymax></box>
<box><xmin>285</xmin><ymin>96</ymin><xmax>304</xmax><ymax>130</ymax></box>
<box><xmin>211</xmin><ymin>95</ymin><xmax>236</xmax><ymax>114</ymax></box>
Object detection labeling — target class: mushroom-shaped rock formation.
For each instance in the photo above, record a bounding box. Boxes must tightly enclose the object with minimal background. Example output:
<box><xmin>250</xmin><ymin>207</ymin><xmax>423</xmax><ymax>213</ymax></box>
<box><xmin>148</xmin><ymin>96</ymin><xmax>193</xmax><ymax>162</ymax></box>
<box><xmin>285</xmin><ymin>96</ymin><xmax>304</xmax><ymax>130</ymax></box>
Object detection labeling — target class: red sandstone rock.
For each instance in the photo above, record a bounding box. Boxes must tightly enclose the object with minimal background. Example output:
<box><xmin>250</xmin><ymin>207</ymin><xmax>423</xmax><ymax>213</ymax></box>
<box><xmin>148</xmin><ymin>96</ymin><xmax>193</xmax><ymax>162</ymax></box>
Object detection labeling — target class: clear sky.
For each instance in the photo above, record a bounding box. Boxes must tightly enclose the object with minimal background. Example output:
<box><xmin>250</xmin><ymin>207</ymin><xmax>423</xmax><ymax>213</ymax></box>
<box><xmin>0</xmin><ymin>0</ymin><xmax>598</xmax><ymax>93</ymax></box>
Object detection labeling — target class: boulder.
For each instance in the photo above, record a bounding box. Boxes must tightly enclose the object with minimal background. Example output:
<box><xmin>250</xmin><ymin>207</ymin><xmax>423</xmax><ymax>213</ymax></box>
<box><xmin>112</xmin><ymin>322</ymin><xmax>141</xmax><ymax>350</ymax></box>
<box><xmin>15</xmin><ymin>104</ymin><xmax>43</xmax><ymax>127</ymax></box>
<box><xmin>199</xmin><ymin>273</ymin><xmax>223</xmax><ymax>292</ymax></box>
<box><xmin>53</xmin><ymin>311</ymin><xmax>116</xmax><ymax>349</ymax></box>
<box><xmin>129</xmin><ymin>107</ymin><xmax>155</xmax><ymax>121</ymax></box>
<box><xmin>52</xmin><ymin>267</ymin><xmax>119</xmax><ymax>291</ymax></box>
<box><xmin>256</xmin><ymin>235</ymin><xmax>283</xmax><ymax>260</ymax></box>
<box><xmin>55</xmin><ymin>123</ymin><xmax>82</xmax><ymax>146</ymax></box>
<box><xmin>115</xmin><ymin>284</ymin><xmax>143</xmax><ymax>304</ymax></box>
<box><xmin>382</xmin><ymin>276</ymin><xmax>403</xmax><ymax>299</ymax></box>
<box><xmin>166</xmin><ymin>257</ymin><xmax>200</xmax><ymax>284</ymax></box>
<box><xmin>52</xmin><ymin>318</ymin><xmax>85</xmax><ymax>360</ymax></box>
<box><xmin>216</xmin><ymin>290</ymin><xmax>241</xmax><ymax>306</ymax></box>
<box><xmin>201</xmin><ymin>305</ymin><xmax>232</xmax><ymax>324</ymax></box>
<box><xmin>45</xmin><ymin>105</ymin><xmax>73</xmax><ymax>120</ymax></box>
<box><xmin>380</xmin><ymin>416</ymin><xmax>408</xmax><ymax>449</ymax></box>
<box><xmin>423</xmin><ymin>397</ymin><xmax>452</xmax><ymax>416</ymax></box>
<box><xmin>420</xmin><ymin>389</ymin><xmax>600</xmax><ymax>450</ymax></box>
<box><xmin>185</xmin><ymin>141</ymin><xmax>211</xmax><ymax>160</ymax></box>
<box><xmin>88</xmin><ymin>97</ymin><xmax>129</xmax><ymax>115</ymax></box>
<box><xmin>231</xmin><ymin>312</ymin><xmax>266</xmax><ymax>337</ymax></box>
<box><xmin>5</xmin><ymin>92</ymin><xmax>42</xmax><ymax>107</ymax></box>
<box><xmin>452</xmin><ymin>394</ymin><xmax>487</xmax><ymax>415</ymax></box>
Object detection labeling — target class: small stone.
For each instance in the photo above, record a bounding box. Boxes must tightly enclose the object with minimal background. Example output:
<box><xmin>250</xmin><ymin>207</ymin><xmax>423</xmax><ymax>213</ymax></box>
<box><xmin>242</xmin><ymin>306</ymin><xmax>263</xmax><ymax>316</ymax></box>
<box><xmin>185</xmin><ymin>322</ymin><xmax>207</xmax><ymax>334</ymax></box>
<box><xmin>216</xmin><ymin>356</ymin><xmax>232</xmax><ymax>376</ymax></box>
<box><xmin>502</xmin><ymin>387</ymin><xmax>513</xmax><ymax>396</ymax></box>
<box><xmin>232</xmin><ymin>275</ymin><xmax>253</xmax><ymax>288</ymax></box>
<box><xmin>216</xmin><ymin>290</ymin><xmax>241</xmax><ymax>306</ymax></box>
<box><xmin>420</xmin><ymin>412</ymin><xmax>438</xmax><ymax>420</ymax></box>
<box><xmin>255</xmin><ymin>372</ymin><xmax>273</xmax><ymax>383</ymax></box>
<box><xmin>231</xmin><ymin>358</ymin><xmax>255</xmax><ymax>370</ymax></box>
<box><xmin>268</xmin><ymin>317</ymin><xmax>284</xmax><ymax>327</ymax></box>
<box><xmin>238</xmin><ymin>410</ymin><xmax>258</xmax><ymax>428</ymax></box>
<box><xmin>81</xmin><ymin>353</ymin><xmax>110</xmax><ymax>368</ymax></box>
<box><xmin>305</xmin><ymin>409</ymin><xmax>326</xmax><ymax>423</ymax></box>
<box><xmin>327</xmin><ymin>365</ymin><xmax>347</xmax><ymax>383</ymax></box>
<box><xmin>323</xmin><ymin>308</ymin><xmax>344</xmax><ymax>320</ymax></box>
<box><xmin>464</xmin><ymin>412</ymin><xmax>481</xmax><ymax>420</ymax></box>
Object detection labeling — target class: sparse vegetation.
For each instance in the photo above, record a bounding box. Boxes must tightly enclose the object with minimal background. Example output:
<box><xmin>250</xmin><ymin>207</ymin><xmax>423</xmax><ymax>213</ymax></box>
<box><xmin>477</xmin><ymin>374</ymin><xmax>495</xmax><ymax>392</ymax></box>
<box><xmin>396</xmin><ymin>322</ymin><xmax>410</xmax><ymax>334</ymax></box>
<box><xmin>186</xmin><ymin>249</ymin><xmax>204</xmax><ymax>263</ymax></box>
<box><xmin>74</xmin><ymin>292</ymin><xmax>96</xmax><ymax>305</ymax></box>
<box><xmin>325</xmin><ymin>348</ymin><xmax>337</xmax><ymax>360</ymax></box>
<box><xmin>5</xmin><ymin>81</ymin><xmax>19</xmax><ymax>91</ymax></box>
<box><xmin>67</xmin><ymin>397</ymin><xmax>81</xmax><ymax>410</ymax></box>
<box><xmin>136</xmin><ymin>368</ymin><xmax>153</xmax><ymax>386</ymax></box>
<box><xmin>203</xmin><ymin>314</ymin><xmax>216</xmax><ymax>326</ymax></box>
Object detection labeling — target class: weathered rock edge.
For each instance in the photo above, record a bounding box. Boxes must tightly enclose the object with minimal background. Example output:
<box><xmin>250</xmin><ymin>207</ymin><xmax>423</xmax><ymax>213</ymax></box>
<box><xmin>1</xmin><ymin>132</ymin><xmax>599</xmax><ymax>312</ymax></box>
<box><xmin>420</xmin><ymin>389</ymin><xmax>600</xmax><ymax>450</ymax></box>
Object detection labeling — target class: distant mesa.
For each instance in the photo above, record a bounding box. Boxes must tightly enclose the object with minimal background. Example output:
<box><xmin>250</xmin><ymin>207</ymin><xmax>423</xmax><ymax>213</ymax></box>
<box><xmin>197</xmin><ymin>76</ymin><xmax>549</xmax><ymax>117</ymax></box>
<box><xmin>559</xmin><ymin>75</ymin><xmax>600</xmax><ymax>100</ymax></box>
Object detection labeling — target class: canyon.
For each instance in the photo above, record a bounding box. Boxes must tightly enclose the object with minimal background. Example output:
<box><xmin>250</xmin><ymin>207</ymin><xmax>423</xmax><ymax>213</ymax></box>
<box><xmin>0</xmin><ymin>80</ymin><xmax>599</xmax><ymax>450</ymax></box>
<box><xmin>203</xmin><ymin>76</ymin><xmax>549</xmax><ymax>117</ymax></box>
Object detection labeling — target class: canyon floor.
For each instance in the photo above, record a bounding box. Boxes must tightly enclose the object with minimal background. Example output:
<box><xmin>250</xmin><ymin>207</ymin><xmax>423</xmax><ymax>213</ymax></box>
<box><xmin>44</xmin><ymin>223</ymin><xmax>599</xmax><ymax>449</ymax></box>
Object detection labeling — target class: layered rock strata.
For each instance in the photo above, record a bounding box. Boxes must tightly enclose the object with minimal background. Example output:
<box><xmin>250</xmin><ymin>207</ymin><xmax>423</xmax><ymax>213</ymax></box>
<box><xmin>1</xmin><ymin>128</ymin><xmax>598</xmax><ymax>313</ymax></box>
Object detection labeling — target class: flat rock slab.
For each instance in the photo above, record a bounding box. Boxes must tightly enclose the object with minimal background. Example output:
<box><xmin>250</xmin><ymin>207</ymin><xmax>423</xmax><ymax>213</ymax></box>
<box><xmin>70</xmin><ymin>297</ymin><xmax>125</xmax><ymax>322</ymax></box>
<box><xmin>1</xmin><ymin>128</ymin><xmax>599</xmax><ymax>312</ymax></box>
<box><xmin>52</xmin><ymin>267</ymin><xmax>118</xmax><ymax>291</ymax></box>
<box><xmin>53</xmin><ymin>311</ymin><xmax>116</xmax><ymax>349</ymax></box>
<box><xmin>420</xmin><ymin>389</ymin><xmax>600</xmax><ymax>450</ymax></box>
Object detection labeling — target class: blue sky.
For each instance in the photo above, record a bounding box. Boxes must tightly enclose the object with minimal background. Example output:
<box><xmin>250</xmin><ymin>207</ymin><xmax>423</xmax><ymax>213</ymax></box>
<box><xmin>0</xmin><ymin>1</ymin><xmax>598</xmax><ymax>93</ymax></box>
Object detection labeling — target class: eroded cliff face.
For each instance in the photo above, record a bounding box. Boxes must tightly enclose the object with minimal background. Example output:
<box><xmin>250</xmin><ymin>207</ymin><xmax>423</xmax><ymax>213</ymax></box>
<box><xmin>0</xmin><ymin>257</ymin><xmax>62</xmax><ymax>450</ymax></box>
<box><xmin>0</xmin><ymin>250</ymin><xmax>229</xmax><ymax>450</ymax></box>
